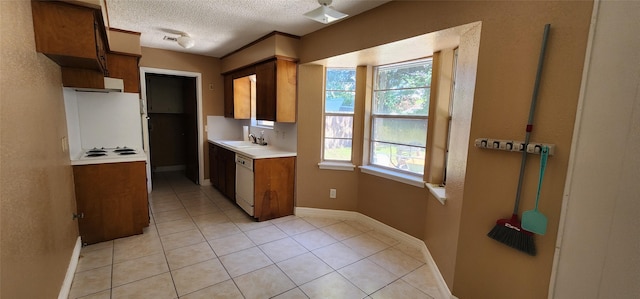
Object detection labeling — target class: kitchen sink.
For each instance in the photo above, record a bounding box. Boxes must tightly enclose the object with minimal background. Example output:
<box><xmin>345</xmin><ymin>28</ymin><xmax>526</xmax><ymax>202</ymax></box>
<box><xmin>220</xmin><ymin>140</ymin><xmax>263</xmax><ymax>148</ymax></box>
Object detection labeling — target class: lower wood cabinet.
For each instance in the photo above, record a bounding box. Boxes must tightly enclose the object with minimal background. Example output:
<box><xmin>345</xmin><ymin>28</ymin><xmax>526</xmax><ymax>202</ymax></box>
<box><xmin>73</xmin><ymin>161</ymin><xmax>149</xmax><ymax>245</ymax></box>
<box><xmin>209</xmin><ymin>142</ymin><xmax>235</xmax><ymax>200</ymax></box>
<box><xmin>254</xmin><ymin>157</ymin><xmax>295</xmax><ymax>221</ymax></box>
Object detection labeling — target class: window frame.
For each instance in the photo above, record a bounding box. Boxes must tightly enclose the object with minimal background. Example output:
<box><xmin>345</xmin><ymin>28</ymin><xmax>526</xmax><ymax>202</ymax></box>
<box><xmin>367</xmin><ymin>58</ymin><xmax>433</xmax><ymax>177</ymax></box>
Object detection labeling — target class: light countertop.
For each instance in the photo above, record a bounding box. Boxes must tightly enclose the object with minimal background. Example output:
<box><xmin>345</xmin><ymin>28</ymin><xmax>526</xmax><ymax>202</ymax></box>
<box><xmin>71</xmin><ymin>150</ymin><xmax>147</xmax><ymax>166</ymax></box>
<box><xmin>209</xmin><ymin>139</ymin><xmax>297</xmax><ymax>159</ymax></box>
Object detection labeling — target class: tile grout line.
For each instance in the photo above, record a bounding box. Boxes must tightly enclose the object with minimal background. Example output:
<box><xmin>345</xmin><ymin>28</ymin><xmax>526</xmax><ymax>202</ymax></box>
<box><xmin>110</xmin><ymin>239</ymin><xmax>114</xmax><ymax>299</ymax></box>
<box><xmin>155</xmin><ymin>175</ymin><xmax>185</xmax><ymax>298</ymax></box>
<box><xmin>92</xmin><ymin>172</ymin><xmax>437</xmax><ymax>298</ymax></box>
<box><xmin>181</xmin><ymin>183</ymin><xmax>250</xmax><ymax>298</ymax></box>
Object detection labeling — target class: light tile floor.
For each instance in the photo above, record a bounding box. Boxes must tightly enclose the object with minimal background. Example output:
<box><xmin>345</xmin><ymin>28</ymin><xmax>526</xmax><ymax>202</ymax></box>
<box><xmin>69</xmin><ymin>171</ymin><xmax>442</xmax><ymax>299</ymax></box>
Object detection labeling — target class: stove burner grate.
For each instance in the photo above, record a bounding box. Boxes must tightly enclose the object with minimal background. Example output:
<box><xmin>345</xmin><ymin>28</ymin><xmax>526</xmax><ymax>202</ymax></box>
<box><xmin>87</xmin><ymin>149</ymin><xmax>107</xmax><ymax>154</ymax></box>
<box><xmin>118</xmin><ymin>151</ymin><xmax>137</xmax><ymax>155</ymax></box>
<box><xmin>86</xmin><ymin>153</ymin><xmax>107</xmax><ymax>157</ymax></box>
<box><xmin>114</xmin><ymin>148</ymin><xmax>136</xmax><ymax>153</ymax></box>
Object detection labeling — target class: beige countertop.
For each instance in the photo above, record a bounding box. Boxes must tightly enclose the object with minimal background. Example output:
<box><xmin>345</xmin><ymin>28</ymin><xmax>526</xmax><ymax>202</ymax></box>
<box><xmin>208</xmin><ymin>139</ymin><xmax>297</xmax><ymax>159</ymax></box>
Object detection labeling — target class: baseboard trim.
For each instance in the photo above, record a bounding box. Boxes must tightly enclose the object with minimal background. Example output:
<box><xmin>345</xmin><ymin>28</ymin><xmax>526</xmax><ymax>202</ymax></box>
<box><xmin>59</xmin><ymin>236</ymin><xmax>81</xmax><ymax>299</ymax></box>
<box><xmin>294</xmin><ymin>207</ymin><xmax>452</xmax><ymax>298</ymax></box>
<box><xmin>419</xmin><ymin>241</ymin><xmax>454</xmax><ymax>299</ymax></box>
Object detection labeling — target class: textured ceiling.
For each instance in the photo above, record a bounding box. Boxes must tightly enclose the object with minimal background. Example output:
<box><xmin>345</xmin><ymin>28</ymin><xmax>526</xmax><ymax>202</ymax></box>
<box><xmin>105</xmin><ymin>0</ymin><xmax>392</xmax><ymax>58</ymax></box>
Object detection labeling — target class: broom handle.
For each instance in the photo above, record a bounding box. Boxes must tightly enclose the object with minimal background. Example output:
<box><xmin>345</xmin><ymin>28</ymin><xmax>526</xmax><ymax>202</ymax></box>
<box><xmin>513</xmin><ymin>24</ymin><xmax>551</xmax><ymax>215</ymax></box>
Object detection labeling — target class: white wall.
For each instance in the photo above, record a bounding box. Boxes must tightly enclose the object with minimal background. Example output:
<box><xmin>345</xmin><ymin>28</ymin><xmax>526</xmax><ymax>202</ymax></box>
<box><xmin>551</xmin><ymin>1</ymin><xmax>640</xmax><ymax>298</ymax></box>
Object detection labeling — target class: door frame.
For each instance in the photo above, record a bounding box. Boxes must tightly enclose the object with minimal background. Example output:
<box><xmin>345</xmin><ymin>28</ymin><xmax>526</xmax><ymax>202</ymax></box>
<box><xmin>139</xmin><ymin>67</ymin><xmax>204</xmax><ymax>189</ymax></box>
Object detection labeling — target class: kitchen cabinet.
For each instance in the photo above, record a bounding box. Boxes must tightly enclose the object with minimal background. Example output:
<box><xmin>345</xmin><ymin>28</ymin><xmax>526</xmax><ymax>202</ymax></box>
<box><xmin>73</xmin><ymin>161</ymin><xmax>149</xmax><ymax>245</ymax></box>
<box><xmin>222</xmin><ymin>58</ymin><xmax>297</xmax><ymax>122</ymax></box>
<box><xmin>223</xmin><ymin>67</ymin><xmax>255</xmax><ymax>119</ymax></box>
<box><xmin>31</xmin><ymin>1</ymin><xmax>109</xmax><ymax>75</ymax></box>
<box><xmin>255</xmin><ymin>59</ymin><xmax>297</xmax><ymax>123</ymax></box>
<box><xmin>209</xmin><ymin>143</ymin><xmax>236</xmax><ymax>200</ymax></box>
<box><xmin>61</xmin><ymin>67</ymin><xmax>108</xmax><ymax>90</ymax></box>
<box><xmin>254</xmin><ymin>157</ymin><xmax>295</xmax><ymax>221</ymax></box>
<box><xmin>106</xmin><ymin>52</ymin><xmax>141</xmax><ymax>93</ymax></box>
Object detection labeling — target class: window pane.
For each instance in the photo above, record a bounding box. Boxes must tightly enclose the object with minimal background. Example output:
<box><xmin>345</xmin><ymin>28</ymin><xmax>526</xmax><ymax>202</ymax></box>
<box><xmin>373</xmin><ymin>88</ymin><xmax>430</xmax><ymax>115</ymax></box>
<box><xmin>324</xmin><ymin>139</ymin><xmax>352</xmax><ymax>161</ymax></box>
<box><xmin>376</xmin><ymin>61</ymin><xmax>432</xmax><ymax>90</ymax></box>
<box><xmin>256</xmin><ymin>120</ymin><xmax>274</xmax><ymax>127</ymax></box>
<box><xmin>326</xmin><ymin>69</ymin><xmax>356</xmax><ymax>91</ymax></box>
<box><xmin>372</xmin><ymin>118</ymin><xmax>427</xmax><ymax>147</ymax></box>
<box><xmin>326</xmin><ymin>91</ymin><xmax>355</xmax><ymax>113</ymax></box>
<box><xmin>325</xmin><ymin>115</ymin><xmax>353</xmax><ymax>138</ymax></box>
<box><xmin>371</xmin><ymin>141</ymin><xmax>425</xmax><ymax>175</ymax></box>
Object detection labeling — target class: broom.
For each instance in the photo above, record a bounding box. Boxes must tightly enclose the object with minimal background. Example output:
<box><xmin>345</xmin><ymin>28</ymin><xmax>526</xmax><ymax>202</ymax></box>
<box><xmin>487</xmin><ymin>24</ymin><xmax>551</xmax><ymax>256</ymax></box>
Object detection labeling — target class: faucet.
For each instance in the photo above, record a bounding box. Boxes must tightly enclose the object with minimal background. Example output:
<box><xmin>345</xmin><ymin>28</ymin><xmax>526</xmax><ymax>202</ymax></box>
<box><xmin>248</xmin><ymin>131</ymin><xmax>267</xmax><ymax>145</ymax></box>
<box><xmin>259</xmin><ymin>131</ymin><xmax>265</xmax><ymax>145</ymax></box>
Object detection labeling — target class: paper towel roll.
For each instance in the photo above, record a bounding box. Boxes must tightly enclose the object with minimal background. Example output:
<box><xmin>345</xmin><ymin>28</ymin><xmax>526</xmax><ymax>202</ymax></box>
<box><xmin>242</xmin><ymin>126</ymin><xmax>249</xmax><ymax>141</ymax></box>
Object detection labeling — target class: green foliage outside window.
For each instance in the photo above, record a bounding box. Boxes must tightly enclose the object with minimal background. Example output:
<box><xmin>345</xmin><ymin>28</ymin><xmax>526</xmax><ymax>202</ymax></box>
<box><xmin>374</xmin><ymin>60</ymin><xmax>432</xmax><ymax>116</ymax></box>
<box><xmin>371</xmin><ymin>59</ymin><xmax>432</xmax><ymax>175</ymax></box>
<box><xmin>324</xmin><ymin>68</ymin><xmax>356</xmax><ymax>161</ymax></box>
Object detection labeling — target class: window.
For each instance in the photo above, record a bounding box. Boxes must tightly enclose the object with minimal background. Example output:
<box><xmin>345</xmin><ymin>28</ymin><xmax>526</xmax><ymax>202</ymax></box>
<box><xmin>370</xmin><ymin>59</ymin><xmax>432</xmax><ymax>176</ymax></box>
<box><xmin>256</xmin><ymin>120</ymin><xmax>274</xmax><ymax>127</ymax></box>
<box><xmin>323</xmin><ymin>68</ymin><xmax>356</xmax><ymax>161</ymax></box>
<box><xmin>442</xmin><ymin>48</ymin><xmax>458</xmax><ymax>186</ymax></box>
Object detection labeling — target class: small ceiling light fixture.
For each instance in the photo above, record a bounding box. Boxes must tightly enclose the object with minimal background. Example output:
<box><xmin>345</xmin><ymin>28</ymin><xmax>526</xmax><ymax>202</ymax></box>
<box><xmin>304</xmin><ymin>0</ymin><xmax>348</xmax><ymax>24</ymax></box>
<box><xmin>163</xmin><ymin>33</ymin><xmax>195</xmax><ymax>49</ymax></box>
<box><xmin>177</xmin><ymin>33</ymin><xmax>195</xmax><ymax>49</ymax></box>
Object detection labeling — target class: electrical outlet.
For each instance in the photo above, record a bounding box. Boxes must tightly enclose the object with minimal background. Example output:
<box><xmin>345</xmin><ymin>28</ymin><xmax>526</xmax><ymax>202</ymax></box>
<box><xmin>329</xmin><ymin>189</ymin><xmax>337</xmax><ymax>198</ymax></box>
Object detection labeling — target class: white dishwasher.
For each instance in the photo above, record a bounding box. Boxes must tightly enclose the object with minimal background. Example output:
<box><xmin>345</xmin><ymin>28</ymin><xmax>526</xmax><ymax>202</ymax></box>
<box><xmin>235</xmin><ymin>154</ymin><xmax>254</xmax><ymax>216</ymax></box>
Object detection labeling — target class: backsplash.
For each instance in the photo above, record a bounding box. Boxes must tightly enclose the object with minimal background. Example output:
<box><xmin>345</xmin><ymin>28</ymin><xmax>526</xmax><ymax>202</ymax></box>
<box><xmin>206</xmin><ymin>116</ymin><xmax>297</xmax><ymax>152</ymax></box>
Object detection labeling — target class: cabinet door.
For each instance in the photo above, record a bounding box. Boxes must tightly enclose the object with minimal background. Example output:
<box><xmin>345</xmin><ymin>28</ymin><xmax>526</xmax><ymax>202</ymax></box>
<box><xmin>233</xmin><ymin>77</ymin><xmax>252</xmax><ymax>119</ymax></box>
<box><xmin>254</xmin><ymin>157</ymin><xmax>295</xmax><ymax>221</ymax></box>
<box><xmin>31</xmin><ymin>1</ymin><xmax>107</xmax><ymax>73</ymax></box>
<box><xmin>223</xmin><ymin>67</ymin><xmax>254</xmax><ymax>119</ymax></box>
<box><xmin>94</xmin><ymin>16</ymin><xmax>109</xmax><ymax>76</ymax></box>
<box><xmin>255</xmin><ymin>59</ymin><xmax>297</xmax><ymax>122</ymax></box>
<box><xmin>275</xmin><ymin>59</ymin><xmax>297</xmax><ymax>123</ymax></box>
<box><xmin>107</xmin><ymin>53</ymin><xmax>140</xmax><ymax>93</ymax></box>
<box><xmin>223</xmin><ymin>74</ymin><xmax>234</xmax><ymax>118</ymax></box>
<box><xmin>74</xmin><ymin>162</ymin><xmax>148</xmax><ymax>245</ymax></box>
<box><xmin>209</xmin><ymin>143</ymin><xmax>219</xmax><ymax>189</ymax></box>
<box><xmin>223</xmin><ymin>148</ymin><xmax>237</xmax><ymax>200</ymax></box>
<box><xmin>255</xmin><ymin>60</ymin><xmax>277</xmax><ymax>121</ymax></box>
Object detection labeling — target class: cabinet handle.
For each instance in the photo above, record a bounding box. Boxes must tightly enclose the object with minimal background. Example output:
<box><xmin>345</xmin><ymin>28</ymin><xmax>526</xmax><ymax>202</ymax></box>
<box><xmin>73</xmin><ymin>212</ymin><xmax>84</xmax><ymax>220</ymax></box>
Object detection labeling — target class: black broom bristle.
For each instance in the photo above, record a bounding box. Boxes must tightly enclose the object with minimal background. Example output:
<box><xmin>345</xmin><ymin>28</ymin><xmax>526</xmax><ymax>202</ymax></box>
<box><xmin>488</xmin><ymin>224</ymin><xmax>536</xmax><ymax>256</ymax></box>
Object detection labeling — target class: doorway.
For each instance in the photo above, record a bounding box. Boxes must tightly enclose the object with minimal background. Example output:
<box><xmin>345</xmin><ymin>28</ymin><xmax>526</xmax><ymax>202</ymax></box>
<box><xmin>140</xmin><ymin>68</ymin><xmax>203</xmax><ymax>188</ymax></box>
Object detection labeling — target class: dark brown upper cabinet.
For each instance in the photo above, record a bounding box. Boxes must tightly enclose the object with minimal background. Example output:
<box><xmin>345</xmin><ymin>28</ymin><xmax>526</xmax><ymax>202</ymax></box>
<box><xmin>31</xmin><ymin>1</ymin><xmax>109</xmax><ymax>76</ymax></box>
<box><xmin>106</xmin><ymin>53</ymin><xmax>141</xmax><ymax>93</ymax></box>
<box><xmin>255</xmin><ymin>59</ymin><xmax>297</xmax><ymax>123</ymax></box>
<box><xmin>223</xmin><ymin>58</ymin><xmax>297</xmax><ymax>122</ymax></box>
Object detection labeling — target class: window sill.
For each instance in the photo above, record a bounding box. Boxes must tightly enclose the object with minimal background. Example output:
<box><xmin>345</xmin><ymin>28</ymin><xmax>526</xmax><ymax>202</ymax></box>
<box><xmin>426</xmin><ymin>183</ymin><xmax>446</xmax><ymax>205</ymax></box>
<box><xmin>359</xmin><ymin>165</ymin><xmax>425</xmax><ymax>188</ymax></box>
<box><xmin>318</xmin><ymin>161</ymin><xmax>356</xmax><ymax>171</ymax></box>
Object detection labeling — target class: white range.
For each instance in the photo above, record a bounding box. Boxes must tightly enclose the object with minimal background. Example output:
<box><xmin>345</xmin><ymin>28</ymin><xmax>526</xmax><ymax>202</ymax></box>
<box><xmin>71</xmin><ymin>146</ymin><xmax>147</xmax><ymax>166</ymax></box>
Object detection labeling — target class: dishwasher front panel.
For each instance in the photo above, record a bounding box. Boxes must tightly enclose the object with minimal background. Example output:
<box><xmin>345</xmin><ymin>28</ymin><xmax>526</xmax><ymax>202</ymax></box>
<box><xmin>235</xmin><ymin>154</ymin><xmax>254</xmax><ymax>216</ymax></box>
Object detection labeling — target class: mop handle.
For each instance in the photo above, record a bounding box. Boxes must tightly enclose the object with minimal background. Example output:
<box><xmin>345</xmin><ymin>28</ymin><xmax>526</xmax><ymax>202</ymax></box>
<box><xmin>534</xmin><ymin>146</ymin><xmax>549</xmax><ymax>210</ymax></box>
<box><xmin>513</xmin><ymin>24</ymin><xmax>551</xmax><ymax>215</ymax></box>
